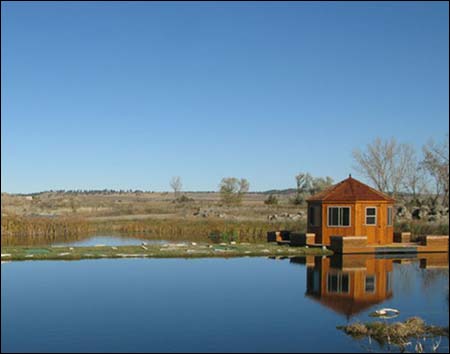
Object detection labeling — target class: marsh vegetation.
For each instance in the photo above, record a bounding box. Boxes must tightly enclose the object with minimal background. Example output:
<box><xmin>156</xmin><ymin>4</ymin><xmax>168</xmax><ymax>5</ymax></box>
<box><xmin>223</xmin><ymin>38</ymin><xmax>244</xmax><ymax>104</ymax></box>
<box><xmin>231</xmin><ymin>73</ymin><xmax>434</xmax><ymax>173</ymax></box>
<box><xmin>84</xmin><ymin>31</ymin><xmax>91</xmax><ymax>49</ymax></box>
<box><xmin>338</xmin><ymin>317</ymin><xmax>449</xmax><ymax>352</ymax></box>
<box><xmin>1</xmin><ymin>214</ymin><xmax>305</xmax><ymax>246</ymax></box>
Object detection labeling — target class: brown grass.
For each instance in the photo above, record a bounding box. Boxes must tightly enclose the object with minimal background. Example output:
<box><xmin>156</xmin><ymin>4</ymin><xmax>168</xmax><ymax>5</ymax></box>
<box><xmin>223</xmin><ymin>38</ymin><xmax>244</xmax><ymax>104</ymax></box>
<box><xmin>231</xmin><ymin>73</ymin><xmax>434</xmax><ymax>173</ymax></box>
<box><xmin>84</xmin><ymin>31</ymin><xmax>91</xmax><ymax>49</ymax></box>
<box><xmin>1</xmin><ymin>214</ymin><xmax>306</xmax><ymax>245</ymax></box>
<box><xmin>338</xmin><ymin>317</ymin><xmax>449</xmax><ymax>348</ymax></box>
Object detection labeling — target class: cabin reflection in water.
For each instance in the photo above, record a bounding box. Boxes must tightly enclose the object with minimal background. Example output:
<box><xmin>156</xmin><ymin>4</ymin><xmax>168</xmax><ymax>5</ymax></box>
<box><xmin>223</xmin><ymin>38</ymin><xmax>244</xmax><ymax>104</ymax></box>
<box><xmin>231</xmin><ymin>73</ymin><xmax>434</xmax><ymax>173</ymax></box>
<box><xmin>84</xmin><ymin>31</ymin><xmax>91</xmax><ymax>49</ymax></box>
<box><xmin>296</xmin><ymin>253</ymin><xmax>449</xmax><ymax>319</ymax></box>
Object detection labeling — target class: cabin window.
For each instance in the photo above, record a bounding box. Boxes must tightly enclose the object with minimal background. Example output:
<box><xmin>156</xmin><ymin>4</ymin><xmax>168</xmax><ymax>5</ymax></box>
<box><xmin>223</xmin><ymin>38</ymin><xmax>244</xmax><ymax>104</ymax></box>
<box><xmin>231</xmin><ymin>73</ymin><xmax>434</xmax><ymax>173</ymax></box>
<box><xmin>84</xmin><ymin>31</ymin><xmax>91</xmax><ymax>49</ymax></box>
<box><xmin>387</xmin><ymin>206</ymin><xmax>393</xmax><ymax>226</ymax></box>
<box><xmin>327</xmin><ymin>272</ymin><xmax>350</xmax><ymax>293</ymax></box>
<box><xmin>327</xmin><ymin>207</ymin><xmax>350</xmax><ymax>227</ymax></box>
<box><xmin>365</xmin><ymin>275</ymin><xmax>376</xmax><ymax>293</ymax></box>
<box><xmin>309</xmin><ymin>205</ymin><xmax>321</xmax><ymax>227</ymax></box>
<box><xmin>386</xmin><ymin>271</ymin><xmax>393</xmax><ymax>292</ymax></box>
<box><xmin>365</xmin><ymin>207</ymin><xmax>377</xmax><ymax>225</ymax></box>
<box><xmin>307</xmin><ymin>268</ymin><xmax>321</xmax><ymax>293</ymax></box>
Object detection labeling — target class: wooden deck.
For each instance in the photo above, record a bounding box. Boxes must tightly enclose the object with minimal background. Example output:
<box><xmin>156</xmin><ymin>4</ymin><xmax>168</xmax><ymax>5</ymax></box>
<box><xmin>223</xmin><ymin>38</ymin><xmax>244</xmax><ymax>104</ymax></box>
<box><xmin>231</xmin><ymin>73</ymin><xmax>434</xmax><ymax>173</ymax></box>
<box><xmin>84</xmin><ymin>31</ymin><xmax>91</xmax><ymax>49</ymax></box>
<box><xmin>269</xmin><ymin>231</ymin><xmax>448</xmax><ymax>255</ymax></box>
<box><xmin>329</xmin><ymin>235</ymin><xmax>448</xmax><ymax>254</ymax></box>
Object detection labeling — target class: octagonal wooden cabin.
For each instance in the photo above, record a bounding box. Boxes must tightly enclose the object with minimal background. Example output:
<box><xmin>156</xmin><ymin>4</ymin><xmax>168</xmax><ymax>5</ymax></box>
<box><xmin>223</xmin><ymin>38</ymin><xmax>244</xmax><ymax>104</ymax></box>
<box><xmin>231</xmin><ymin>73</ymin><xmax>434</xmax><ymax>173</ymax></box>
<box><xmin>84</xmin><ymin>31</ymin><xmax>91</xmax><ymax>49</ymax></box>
<box><xmin>306</xmin><ymin>176</ymin><xmax>395</xmax><ymax>245</ymax></box>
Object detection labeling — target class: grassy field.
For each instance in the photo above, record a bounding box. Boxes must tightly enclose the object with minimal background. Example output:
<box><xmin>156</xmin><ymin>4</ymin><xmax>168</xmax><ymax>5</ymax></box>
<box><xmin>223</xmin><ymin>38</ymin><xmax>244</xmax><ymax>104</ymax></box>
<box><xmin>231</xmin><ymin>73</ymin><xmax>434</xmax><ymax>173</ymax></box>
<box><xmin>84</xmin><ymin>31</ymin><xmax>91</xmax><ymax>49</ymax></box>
<box><xmin>1</xmin><ymin>190</ymin><xmax>300</xmax><ymax>220</ymax></box>
<box><xmin>1</xmin><ymin>242</ymin><xmax>332</xmax><ymax>261</ymax></box>
<box><xmin>1</xmin><ymin>191</ymin><xmax>306</xmax><ymax>245</ymax></box>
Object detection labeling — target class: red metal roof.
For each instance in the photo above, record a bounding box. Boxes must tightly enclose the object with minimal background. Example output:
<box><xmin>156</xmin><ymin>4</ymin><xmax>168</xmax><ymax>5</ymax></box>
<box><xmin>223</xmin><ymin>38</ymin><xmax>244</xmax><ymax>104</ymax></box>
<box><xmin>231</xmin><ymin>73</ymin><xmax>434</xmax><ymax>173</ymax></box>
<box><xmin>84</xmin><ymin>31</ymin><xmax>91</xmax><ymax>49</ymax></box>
<box><xmin>307</xmin><ymin>176</ymin><xmax>395</xmax><ymax>202</ymax></box>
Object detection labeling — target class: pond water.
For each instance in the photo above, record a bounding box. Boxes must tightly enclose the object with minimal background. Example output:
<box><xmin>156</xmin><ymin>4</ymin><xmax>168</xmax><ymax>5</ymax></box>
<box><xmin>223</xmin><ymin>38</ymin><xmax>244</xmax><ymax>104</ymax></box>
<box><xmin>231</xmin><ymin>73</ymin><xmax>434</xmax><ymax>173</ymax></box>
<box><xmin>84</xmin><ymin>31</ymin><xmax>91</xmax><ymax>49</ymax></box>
<box><xmin>2</xmin><ymin>234</ymin><xmax>171</xmax><ymax>247</ymax></box>
<box><xmin>51</xmin><ymin>235</ymin><xmax>167</xmax><ymax>247</ymax></box>
<box><xmin>2</xmin><ymin>254</ymin><xmax>448</xmax><ymax>353</ymax></box>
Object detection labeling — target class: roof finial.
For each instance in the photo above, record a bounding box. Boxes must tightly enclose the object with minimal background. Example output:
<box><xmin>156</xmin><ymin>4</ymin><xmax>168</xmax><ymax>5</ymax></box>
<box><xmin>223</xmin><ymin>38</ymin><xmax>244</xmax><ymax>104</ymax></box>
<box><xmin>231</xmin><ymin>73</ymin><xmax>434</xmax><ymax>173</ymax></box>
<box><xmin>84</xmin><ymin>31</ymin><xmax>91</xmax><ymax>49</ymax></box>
<box><xmin>349</xmin><ymin>173</ymin><xmax>352</xmax><ymax>178</ymax></box>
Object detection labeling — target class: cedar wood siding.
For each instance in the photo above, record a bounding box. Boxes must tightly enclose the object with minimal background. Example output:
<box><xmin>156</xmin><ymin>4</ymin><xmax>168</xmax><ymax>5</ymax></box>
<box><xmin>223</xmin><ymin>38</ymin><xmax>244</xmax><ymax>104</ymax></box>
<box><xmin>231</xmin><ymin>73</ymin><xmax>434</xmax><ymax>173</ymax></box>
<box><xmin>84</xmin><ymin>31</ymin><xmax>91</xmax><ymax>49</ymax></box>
<box><xmin>307</xmin><ymin>201</ymin><xmax>394</xmax><ymax>245</ymax></box>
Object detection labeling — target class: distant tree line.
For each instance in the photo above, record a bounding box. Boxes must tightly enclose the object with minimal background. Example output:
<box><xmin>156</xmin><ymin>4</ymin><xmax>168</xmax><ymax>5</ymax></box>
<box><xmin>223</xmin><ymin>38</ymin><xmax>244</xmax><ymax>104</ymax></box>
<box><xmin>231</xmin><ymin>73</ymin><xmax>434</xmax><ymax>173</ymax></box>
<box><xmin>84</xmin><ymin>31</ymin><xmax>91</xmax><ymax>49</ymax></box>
<box><xmin>27</xmin><ymin>189</ymin><xmax>152</xmax><ymax>196</ymax></box>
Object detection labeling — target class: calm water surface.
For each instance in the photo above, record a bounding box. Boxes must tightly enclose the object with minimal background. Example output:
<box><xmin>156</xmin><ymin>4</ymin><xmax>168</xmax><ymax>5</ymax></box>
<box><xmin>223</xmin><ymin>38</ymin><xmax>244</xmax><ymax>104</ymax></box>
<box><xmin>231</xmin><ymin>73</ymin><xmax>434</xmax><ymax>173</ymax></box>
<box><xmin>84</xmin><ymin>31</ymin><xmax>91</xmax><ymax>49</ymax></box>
<box><xmin>3</xmin><ymin>234</ymin><xmax>170</xmax><ymax>247</ymax></box>
<box><xmin>2</xmin><ymin>254</ymin><xmax>448</xmax><ymax>353</ymax></box>
<box><xmin>52</xmin><ymin>235</ymin><xmax>167</xmax><ymax>247</ymax></box>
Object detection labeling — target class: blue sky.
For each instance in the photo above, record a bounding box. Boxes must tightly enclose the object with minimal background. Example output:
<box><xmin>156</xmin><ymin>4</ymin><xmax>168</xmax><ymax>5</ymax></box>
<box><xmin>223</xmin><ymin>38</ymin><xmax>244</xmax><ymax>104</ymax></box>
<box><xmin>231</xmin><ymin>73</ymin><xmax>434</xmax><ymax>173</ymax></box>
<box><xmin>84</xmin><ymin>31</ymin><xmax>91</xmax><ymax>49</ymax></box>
<box><xmin>1</xmin><ymin>1</ymin><xmax>448</xmax><ymax>193</ymax></box>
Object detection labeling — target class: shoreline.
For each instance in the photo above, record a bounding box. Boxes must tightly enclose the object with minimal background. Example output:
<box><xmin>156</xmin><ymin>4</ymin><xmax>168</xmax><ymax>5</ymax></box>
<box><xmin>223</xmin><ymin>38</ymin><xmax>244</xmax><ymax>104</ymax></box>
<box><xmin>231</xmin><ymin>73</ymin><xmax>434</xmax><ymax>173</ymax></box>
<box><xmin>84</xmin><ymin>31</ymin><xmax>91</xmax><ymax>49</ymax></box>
<box><xmin>1</xmin><ymin>243</ymin><xmax>332</xmax><ymax>261</ymax></box>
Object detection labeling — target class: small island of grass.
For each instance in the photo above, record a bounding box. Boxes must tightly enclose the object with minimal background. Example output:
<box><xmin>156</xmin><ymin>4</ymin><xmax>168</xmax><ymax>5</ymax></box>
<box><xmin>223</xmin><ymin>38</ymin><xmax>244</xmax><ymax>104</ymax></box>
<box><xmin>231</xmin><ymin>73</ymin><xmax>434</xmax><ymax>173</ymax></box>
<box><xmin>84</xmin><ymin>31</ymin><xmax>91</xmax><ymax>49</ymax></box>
<box><xmin>1</xmin><ymin>242</ymin><xmax>332</xmax><ymax>261</ymax></box>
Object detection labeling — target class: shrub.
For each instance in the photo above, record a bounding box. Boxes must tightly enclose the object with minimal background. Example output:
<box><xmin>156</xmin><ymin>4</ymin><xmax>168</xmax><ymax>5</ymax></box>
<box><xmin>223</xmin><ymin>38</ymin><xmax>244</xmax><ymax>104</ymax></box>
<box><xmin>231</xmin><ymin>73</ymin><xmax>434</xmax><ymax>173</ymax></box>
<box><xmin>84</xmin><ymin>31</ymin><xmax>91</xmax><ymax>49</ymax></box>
<box><xmin>264</xmin><ymin>194</ymin><xmax>279</xmax><ymax>205</ymax></box>
<box><xmin>290</xmin><ymin>195</ymin><xmax>304</xmax><ymax>205</ymax></box>
<box><xmin>174</xmin><ymin>195</ymin><xmax>194</xmax><ymax>203</ymax></box>
<box><xmin>208</xmin><ymin>230</ymin><xmax>238</xmax><ymax>243</ymax></box>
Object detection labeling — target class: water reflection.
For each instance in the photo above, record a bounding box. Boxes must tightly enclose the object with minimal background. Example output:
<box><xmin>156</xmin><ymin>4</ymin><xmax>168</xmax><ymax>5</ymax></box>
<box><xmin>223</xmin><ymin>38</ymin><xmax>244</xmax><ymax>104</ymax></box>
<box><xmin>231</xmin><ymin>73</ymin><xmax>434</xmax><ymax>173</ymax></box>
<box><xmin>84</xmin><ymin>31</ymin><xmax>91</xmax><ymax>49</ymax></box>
<box><xmin>2</xmin><ymin>254</ymin><xmax>448</xmax><ymax>353</ymax></box>
<box><xmin>296</xmin><ymin>253</ymin><xmax>449</xmax><ymax>319</ymax></box>
<box><xmin>1</xmin><ymin>233</ymin><xmax>167</xmax><ymax>247</ymax></box>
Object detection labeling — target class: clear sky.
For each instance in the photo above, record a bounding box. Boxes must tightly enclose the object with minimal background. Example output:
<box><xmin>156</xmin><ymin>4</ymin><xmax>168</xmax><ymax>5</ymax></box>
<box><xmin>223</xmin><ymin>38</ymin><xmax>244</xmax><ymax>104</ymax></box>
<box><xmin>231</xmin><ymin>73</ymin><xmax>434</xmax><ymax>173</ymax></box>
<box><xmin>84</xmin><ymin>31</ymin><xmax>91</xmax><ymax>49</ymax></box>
<box><xmin>1</xmin><ymin>1</ymin><xmax>449</xmax><ymax>193</ymax></box>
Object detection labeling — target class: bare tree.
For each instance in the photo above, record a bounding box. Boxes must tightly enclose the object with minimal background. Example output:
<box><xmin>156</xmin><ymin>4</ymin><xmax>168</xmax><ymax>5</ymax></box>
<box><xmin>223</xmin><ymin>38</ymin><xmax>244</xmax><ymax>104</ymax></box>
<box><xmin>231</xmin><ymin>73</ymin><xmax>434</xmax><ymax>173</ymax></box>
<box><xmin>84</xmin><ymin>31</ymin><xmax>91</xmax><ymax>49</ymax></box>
<box><xmin>219</xmin><ymin>177</ymin><xmax>249</xmax><ymax>205</ymax></box>
<box><xmin>352</xmin><ymin>137</ymin><xmax>416</xmax><ymax>198</ymax></box>
<box><xmin>170</xmin><ymin>176</ymin><xmax>182</xmax><ymax>199</ymax></box>
<box><xmin>296</xmin><ymin>173</ymin><xmax>313</xmax><ymax>194</ymax></box>
<box><xmin>239</xmin><ymin>178</ymin><xmax>250</xmax><ymax>196</ymax></box>
<box><xmin>293</xmin><ymin>173</ymin><xmax>313</xmax><ymax>204</ymax></box>
<box><xmin>402</xmin><ymin>149</ymin><xmax>428</xmax><ymax>205</ymax></box>
<box><xmin>421</xmin><ymin>135</ymin><xmax>449</xmax><ymax>207</ymax></box>
<box><xmin>310</xmin><ymin>176</ymin><xmax>334</xmax><ymax>195</ymax></box>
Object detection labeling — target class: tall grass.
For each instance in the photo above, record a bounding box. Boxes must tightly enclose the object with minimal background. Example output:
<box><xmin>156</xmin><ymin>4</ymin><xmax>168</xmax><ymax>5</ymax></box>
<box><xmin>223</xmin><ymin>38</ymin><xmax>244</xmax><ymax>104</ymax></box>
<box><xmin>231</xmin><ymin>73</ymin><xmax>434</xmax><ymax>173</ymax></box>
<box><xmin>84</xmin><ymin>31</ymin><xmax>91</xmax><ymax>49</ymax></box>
<box><xmin>1</xmin><ymin>214</ymin><xmax>306</xmax><ymax>245</ymax></box>
<box><xmin>1</xmin><ymin>215</ymin><xmax>93</xmax><ymax>246</ymax></box>
<box><xmin>98</xmin><ymin>219</ymin><xmax>306</xmax><ymax>243</ymax></box>
<box><xmin>1</xmin><ymin>215</ymin><xmax>91</xmax><ymax>237</ymax></box>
